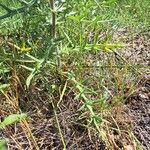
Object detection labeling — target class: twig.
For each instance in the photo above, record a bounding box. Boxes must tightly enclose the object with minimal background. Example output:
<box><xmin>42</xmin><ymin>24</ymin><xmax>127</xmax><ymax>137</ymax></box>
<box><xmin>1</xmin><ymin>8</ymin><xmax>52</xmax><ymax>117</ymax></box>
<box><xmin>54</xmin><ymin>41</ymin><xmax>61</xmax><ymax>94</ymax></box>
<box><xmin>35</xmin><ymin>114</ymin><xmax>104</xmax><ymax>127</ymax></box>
<box><xmin>57</xmin><ymin>81</ymin><xmax>68</xmax><ymax>109</ymax></box>
<box><xmin>51</xmin><ymin>98</ymin><xmax>67</xmax><ymax>150</ymax></box>
<box><xmin>21</xmin><ymin>121</ymin><xmax>40</xmax><ymax>150</ymax></box>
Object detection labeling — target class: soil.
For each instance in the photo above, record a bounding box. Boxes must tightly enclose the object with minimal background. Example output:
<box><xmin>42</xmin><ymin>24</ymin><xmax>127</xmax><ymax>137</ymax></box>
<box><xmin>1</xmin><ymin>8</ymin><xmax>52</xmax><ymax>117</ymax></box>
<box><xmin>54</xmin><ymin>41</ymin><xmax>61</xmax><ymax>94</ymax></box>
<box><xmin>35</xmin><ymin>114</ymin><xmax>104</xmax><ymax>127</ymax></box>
<box><xmin>116</xmin><ymin>29</ymin><xmax>150</xmax><ymax>149</ymax></box>
<box><xmin>117</xmin><ymin>29</ymin><xmax>150</xmax><ymax>150</ymax></box>
<box><xmin>116</xmin><ymin>29</ymin><xmax>150</xmax><ymax>72</ymax></box>
<box><xmin>124</xmin><ymin>75</ymin><xmax>150</xmax><ymax>150</ymax></box>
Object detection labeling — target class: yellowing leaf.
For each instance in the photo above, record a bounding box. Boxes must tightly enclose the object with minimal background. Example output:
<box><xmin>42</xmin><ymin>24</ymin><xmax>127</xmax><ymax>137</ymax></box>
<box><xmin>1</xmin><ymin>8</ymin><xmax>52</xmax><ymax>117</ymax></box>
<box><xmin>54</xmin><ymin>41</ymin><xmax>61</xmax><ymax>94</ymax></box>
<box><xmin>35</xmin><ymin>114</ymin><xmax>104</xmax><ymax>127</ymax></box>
<box><xmin>7</xmin><ymin>42</ymin><xmax>32</xmax><ymax>52</ymax></box>
<box><xmin>20</xmin><ymin>47</ymin><xmax>32</xmax><ymax>52</ymax></box>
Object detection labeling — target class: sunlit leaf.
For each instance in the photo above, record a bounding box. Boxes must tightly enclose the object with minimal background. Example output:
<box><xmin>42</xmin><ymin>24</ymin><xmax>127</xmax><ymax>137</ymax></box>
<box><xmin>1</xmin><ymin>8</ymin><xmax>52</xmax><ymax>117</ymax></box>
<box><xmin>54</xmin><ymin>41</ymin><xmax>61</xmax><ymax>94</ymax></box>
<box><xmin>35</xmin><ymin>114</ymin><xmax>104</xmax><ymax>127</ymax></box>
<box><xmin>0</xmin><ymin>113</ymin><xmax>27</xmax><ymax>129</ymax></box>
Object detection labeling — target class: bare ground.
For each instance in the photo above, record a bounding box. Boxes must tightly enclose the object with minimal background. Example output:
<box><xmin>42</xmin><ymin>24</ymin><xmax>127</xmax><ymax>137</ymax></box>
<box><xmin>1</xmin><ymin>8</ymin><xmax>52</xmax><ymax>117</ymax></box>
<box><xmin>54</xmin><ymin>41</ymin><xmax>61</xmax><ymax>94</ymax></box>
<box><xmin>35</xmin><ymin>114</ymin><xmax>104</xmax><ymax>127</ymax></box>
<box><xmin>125</xmin><ymin>75</ymin><xmax>150</xmax><ymax>150</ymax></box>
<box><xmin>118</xmin><ymin>29</ymin><xmax>150</xmax><ymax>150</ymax></box>
<box><xmin>117</xmin><ymin>29</ymin><xmax>150</xmax><ymax>149</ymax></box>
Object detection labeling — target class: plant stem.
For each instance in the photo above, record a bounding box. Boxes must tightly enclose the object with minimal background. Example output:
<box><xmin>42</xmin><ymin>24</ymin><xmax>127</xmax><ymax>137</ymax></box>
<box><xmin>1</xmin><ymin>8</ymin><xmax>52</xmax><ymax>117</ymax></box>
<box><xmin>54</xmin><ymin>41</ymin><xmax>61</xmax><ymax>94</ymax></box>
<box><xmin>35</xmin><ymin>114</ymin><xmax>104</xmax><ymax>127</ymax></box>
<box><xmin>50</xmin><ymin>0</ymin><xmax>56</xmax><ymax>38</ymax></box>
<box><xmin>50</xmin><ymin>0</ymin><xmax>61</xmax><ymax>68</ymax></box>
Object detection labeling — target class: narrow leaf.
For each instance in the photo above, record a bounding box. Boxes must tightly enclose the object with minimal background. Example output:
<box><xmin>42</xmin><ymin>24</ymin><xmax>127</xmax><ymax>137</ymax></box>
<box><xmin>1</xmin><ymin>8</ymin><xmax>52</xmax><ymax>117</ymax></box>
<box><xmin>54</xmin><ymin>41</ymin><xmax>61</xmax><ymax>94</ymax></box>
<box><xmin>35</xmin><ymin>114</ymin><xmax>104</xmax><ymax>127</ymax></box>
<box><xmin>0</xmin><ymin>113</ymin><xmax>27</xmax><ymax>129</ymax></box>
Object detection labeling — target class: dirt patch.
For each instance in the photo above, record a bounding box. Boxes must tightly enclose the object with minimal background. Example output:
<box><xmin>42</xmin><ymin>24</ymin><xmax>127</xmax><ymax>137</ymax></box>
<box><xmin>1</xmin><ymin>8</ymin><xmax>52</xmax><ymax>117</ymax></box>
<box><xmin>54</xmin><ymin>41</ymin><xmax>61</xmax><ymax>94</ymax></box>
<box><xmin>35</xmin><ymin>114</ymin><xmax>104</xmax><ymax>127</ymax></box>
<box><xmin>125</xmin><ymin>75</ymin><xmax>150</xmax><ymax>150</ymax></box>
<box><xmin>115</xmin><ymin>29</ymin><xmax>150</xmax><ymax>74</ymax></box>
<box><xmin>118</xmin><ymin>30</ymin><xmax>150</xmax><ymax>149</ymax></box>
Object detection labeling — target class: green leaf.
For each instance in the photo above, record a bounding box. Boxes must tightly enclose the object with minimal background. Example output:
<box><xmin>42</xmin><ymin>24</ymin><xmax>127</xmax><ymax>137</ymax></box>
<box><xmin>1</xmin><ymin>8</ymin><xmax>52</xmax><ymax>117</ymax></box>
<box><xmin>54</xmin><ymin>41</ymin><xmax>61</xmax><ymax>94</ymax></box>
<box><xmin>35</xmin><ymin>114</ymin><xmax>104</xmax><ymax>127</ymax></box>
<box><xmin>68</xmin><ymin>15</ymin><xmax>84</xmax><ymax>22</ymax></box>
<box><xmin>0</xmin><ymin>84</ymin><xmax>10</xmax><ymax>91</ymax></box>
<box><xmin>26</xmin><ymin>54</ymin><xmax>42</xmax><ymax>62</ymax></box>
<box><xmin>26</xmin><ymin>70</ymin><xmax>36</xmax><ymax>88</ymax></box>
<box><xmin>26</xmin><ymin>59</ymin><xmax>44</xmax><ymax>88</ymax></box>
<box><xmin>0</xmin><ymin>68</ymin><xmax>10</xmax><ymax>74</ymax></box>
<box><xmin>21</xmin><ymin>65</ymin><xmax>34</xmax><ymax>71</ymax></box>
<box><xmin>92</xmin><ymin>115</ymin><xmax>103</xmax><ymax>125</ymax></box>
<box><xmin>0</xmin><ymin>139</ymin><xmax>7</xmax><ymax>150</ymax></box>
<box><xmin>0</xmin><ymin>113</ymin><xmax>27</xmax><ymax>129</ymax></box>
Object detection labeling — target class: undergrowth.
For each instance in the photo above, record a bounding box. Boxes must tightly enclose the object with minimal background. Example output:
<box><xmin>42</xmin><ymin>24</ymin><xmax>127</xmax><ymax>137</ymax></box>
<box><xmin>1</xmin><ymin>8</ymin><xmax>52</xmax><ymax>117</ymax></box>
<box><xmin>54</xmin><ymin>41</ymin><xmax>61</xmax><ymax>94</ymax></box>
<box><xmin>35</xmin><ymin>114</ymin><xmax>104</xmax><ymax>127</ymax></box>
<box><xmin>0</xmin><ymin>0</ymin><xmax>149</xmax><ymax>149</ymax></box>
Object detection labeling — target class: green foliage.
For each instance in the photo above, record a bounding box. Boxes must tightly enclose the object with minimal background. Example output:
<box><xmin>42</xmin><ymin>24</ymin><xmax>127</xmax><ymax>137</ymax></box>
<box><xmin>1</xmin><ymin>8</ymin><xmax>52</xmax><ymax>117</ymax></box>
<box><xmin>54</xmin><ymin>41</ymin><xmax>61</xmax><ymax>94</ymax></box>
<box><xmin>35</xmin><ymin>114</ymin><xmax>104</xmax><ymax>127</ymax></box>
<box><xmin>0</xmin><ymin>139</ymin><xmax>7</xmax><ymax>150</ymax></box>
<box><xmin>0</xmin><ymin>84</ymin><xmax>10</xmax><ymax>92</ymax></box>
<box><xmin>0</xmin><ymin>0</ymin><xmax>148</xmax><ymax>115</ymax></box>
<box><xmin>68</xmin><ymin>72</ymin><xmax>106</xmax><ymax>130</ymax></box>
<box><xmin>0</xmin><ymin>1</ymin><xmax>149</xmax><ymax>148</ymax></box>
<box><xmin>0</xmin><ymin>0</ymin><xmax>38</xmax><ymax>20</ymax></box>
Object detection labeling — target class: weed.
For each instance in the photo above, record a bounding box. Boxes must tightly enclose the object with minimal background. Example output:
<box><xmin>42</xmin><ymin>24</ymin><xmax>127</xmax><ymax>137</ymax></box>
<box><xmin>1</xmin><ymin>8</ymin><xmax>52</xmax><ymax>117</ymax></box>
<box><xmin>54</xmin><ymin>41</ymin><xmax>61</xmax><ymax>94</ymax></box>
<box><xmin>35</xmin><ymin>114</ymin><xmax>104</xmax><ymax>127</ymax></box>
<box><xmin>0</xmin><ymin>0</ymin><xmax>149</xmax><ymax>149</ymax></box>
